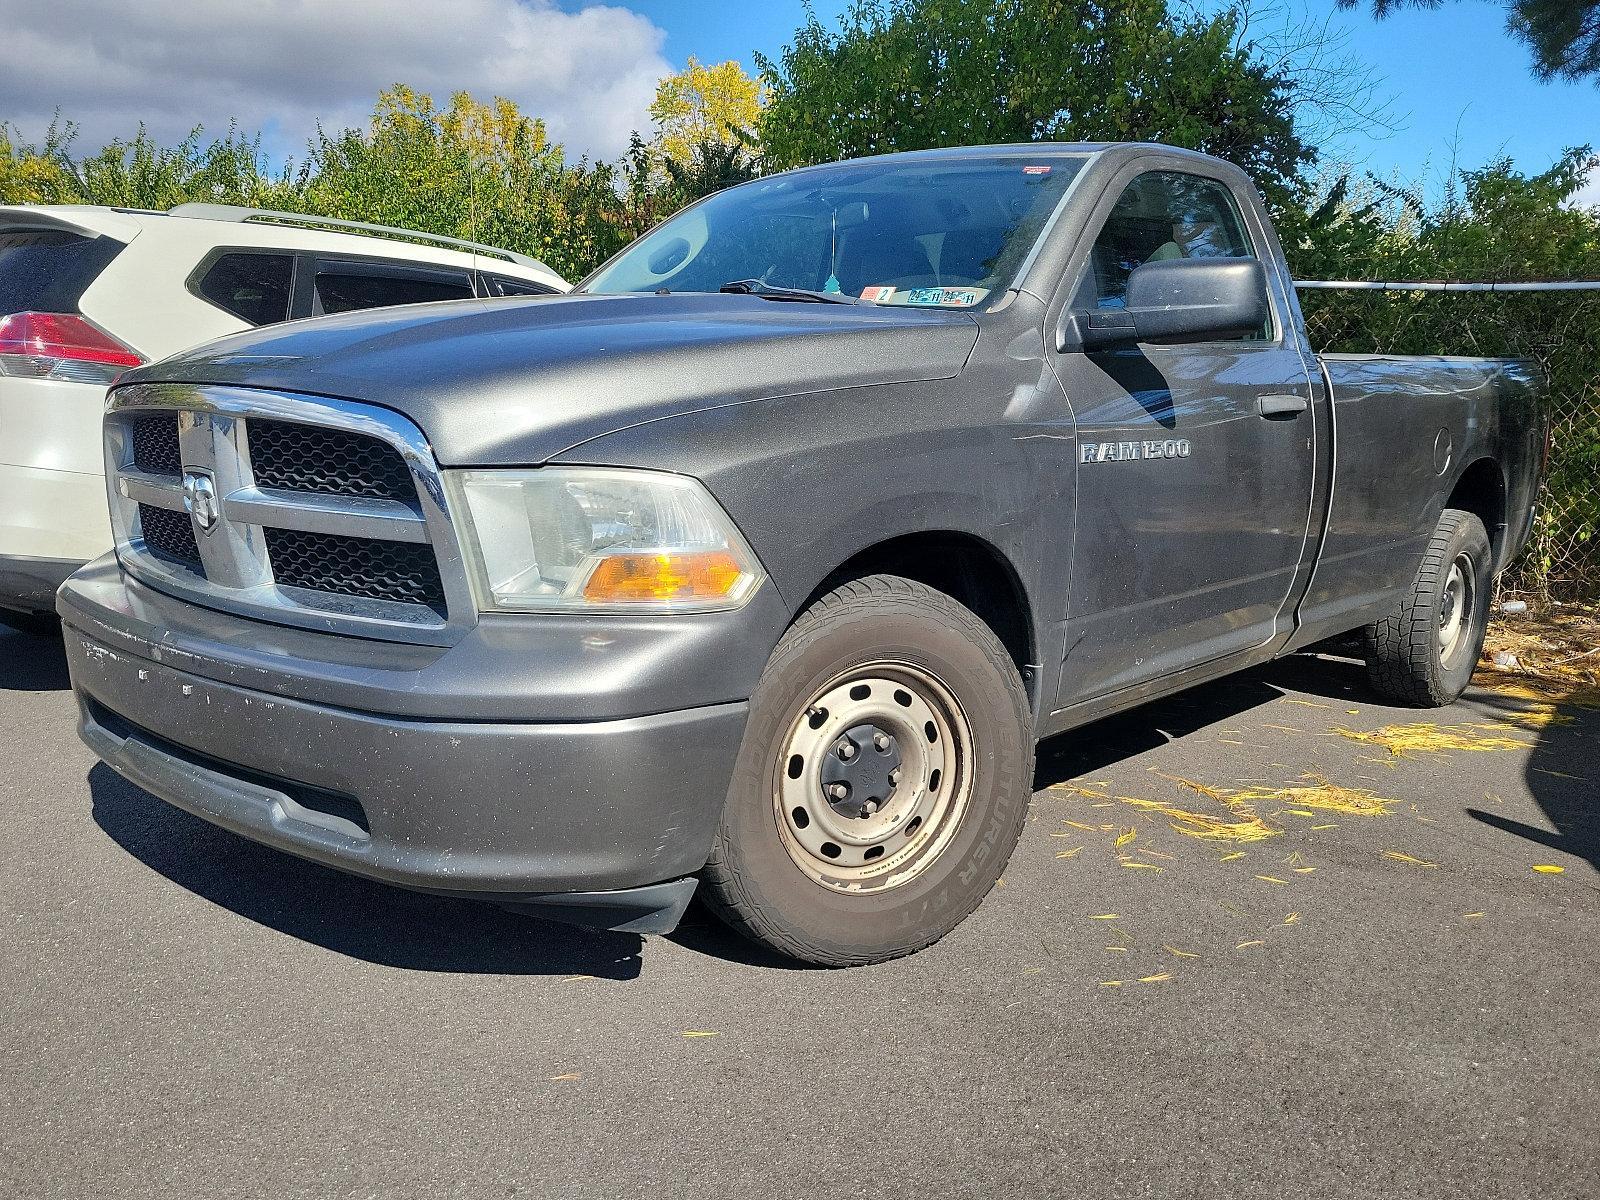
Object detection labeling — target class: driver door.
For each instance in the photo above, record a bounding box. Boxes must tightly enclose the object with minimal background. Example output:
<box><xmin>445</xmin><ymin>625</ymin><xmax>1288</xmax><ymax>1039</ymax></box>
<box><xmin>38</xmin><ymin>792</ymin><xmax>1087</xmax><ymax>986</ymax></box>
<box><xmin>1052</xmin><ymin>166</ymin><xmax>1318</xmax><ymax>707</ymax></box>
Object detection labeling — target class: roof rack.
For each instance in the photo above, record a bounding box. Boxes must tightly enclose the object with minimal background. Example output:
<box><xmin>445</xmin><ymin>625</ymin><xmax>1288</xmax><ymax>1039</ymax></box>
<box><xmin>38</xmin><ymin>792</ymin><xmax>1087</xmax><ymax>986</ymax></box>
<box><xmin>167</xmin><ymin>203</ymin><xmax>553</xmax><ymax>273</ymax></box>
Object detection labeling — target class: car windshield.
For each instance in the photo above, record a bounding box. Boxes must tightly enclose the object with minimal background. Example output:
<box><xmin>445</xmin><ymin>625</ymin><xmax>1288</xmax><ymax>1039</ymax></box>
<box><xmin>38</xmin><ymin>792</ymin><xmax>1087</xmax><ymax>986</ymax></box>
<box><xmin>583</xmin><ymin>154</ymin><xmax>1087</xmax><ymax>310</ymax></box>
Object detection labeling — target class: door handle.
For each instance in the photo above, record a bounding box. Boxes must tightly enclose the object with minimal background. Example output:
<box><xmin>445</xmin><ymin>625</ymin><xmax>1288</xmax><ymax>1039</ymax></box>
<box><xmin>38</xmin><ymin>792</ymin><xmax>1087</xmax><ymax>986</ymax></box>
<box><xmin>1257</xmin><ymin>394</ymin><xmax>1309</xmax><ymax>418</ymax></box>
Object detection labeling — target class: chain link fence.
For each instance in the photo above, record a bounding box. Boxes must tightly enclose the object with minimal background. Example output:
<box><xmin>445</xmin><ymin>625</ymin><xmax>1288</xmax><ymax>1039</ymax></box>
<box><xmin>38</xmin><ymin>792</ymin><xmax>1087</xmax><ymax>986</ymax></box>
<box><xmin>1298</xmin><ymin>284</ymin><xmax>1600</xmax><ymax>604</ymax></box>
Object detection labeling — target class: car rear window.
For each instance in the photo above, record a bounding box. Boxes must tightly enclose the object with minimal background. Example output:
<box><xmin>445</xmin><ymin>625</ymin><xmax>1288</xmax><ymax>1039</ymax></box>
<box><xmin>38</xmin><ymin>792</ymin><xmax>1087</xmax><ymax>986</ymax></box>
<box><xmin>194</xmin><ymin>252</ymin><xmax>294</xmax><ymax>326</ymax></box>
<box><xmin>0</xmin><ymin>229</ymin><xmax>126</xmax><ymax>315</ymax></box>
<box><xmin>315</xmin><ymin>269</ymin><xmax>474</xmax><ymax>314</ymax></box>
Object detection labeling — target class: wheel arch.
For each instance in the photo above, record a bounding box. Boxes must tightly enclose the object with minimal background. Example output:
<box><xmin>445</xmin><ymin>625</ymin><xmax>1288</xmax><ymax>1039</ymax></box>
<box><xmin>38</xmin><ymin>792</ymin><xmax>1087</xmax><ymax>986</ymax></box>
<box><xmin>1446</xmin><ymin>457</ymin><xmax>1508</xmax><ymax>569</ymax></box>
<box><xmin>804</xmin><ymin>530</ymin><xmax>1040</xmax><ymax>706</ymax></box>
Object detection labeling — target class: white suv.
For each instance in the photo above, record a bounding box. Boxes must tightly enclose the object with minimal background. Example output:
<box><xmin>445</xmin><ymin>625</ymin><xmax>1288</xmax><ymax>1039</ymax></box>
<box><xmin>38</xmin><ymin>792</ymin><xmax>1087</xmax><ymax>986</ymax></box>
<box><xmin>0</xmin><ymin>203</ymin><xmax>568</xmax><ymax>627</ymax></box>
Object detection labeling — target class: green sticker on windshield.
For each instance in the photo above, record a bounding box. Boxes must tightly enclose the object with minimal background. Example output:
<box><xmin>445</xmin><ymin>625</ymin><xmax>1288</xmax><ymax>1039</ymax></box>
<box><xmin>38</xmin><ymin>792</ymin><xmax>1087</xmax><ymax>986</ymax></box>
<box><xmin>905</xmin><ymin>287</ymin><xmax>982</xmax><ymax>307</ymax></box>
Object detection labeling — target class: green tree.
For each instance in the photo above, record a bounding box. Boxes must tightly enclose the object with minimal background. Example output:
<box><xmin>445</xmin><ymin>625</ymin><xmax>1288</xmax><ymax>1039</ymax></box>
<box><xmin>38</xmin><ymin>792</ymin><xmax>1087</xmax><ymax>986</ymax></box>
<box><xmin>756</xmin><ymin>0</ymin><xmax>1314</xmax><ymax>201</ymax></box>
<box><xmin>661</xmin><ymin>133</ymin><xmax>763</xmax><ymax>205</ymax></box>
<box><xmin>305</xmin><ymin>86</ymin><xmax>632</xmax><ymax>282</ymax></box>
<box><xmin>0</xmin><ymin>119</ymin><xmax>80</xmax><ymax>204</ymax></box>
<box><xmin>1336</xmin><ymin>2</ymin><xmax>1600</xmax><ymax>85</ymax></box>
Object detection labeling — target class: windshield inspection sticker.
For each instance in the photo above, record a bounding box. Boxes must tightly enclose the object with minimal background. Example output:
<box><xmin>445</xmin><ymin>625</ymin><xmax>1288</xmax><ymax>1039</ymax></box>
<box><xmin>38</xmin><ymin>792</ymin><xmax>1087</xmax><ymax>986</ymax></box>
<box><xmin>905</xmin><ymin>287</ymin><xmax>983</xmax><ymax>307</ymax></box>
<box><xmin>1022</xmin><ymin>164</ymin><xmax>1052</xmax><ymax>176</ymax></box>
<box><xmin>860</xmin><ymin>285</ymin><xmax>897</xmax><ymax>302</ymax></box>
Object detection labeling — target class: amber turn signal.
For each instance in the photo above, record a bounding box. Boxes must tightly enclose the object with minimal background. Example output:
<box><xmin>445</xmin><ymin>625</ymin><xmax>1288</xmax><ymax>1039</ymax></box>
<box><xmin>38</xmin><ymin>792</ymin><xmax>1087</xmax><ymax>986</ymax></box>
<box><xmin>581</xmin><ymin>550</ymin><xmax>746</xmax><ymax>604</ymax></box>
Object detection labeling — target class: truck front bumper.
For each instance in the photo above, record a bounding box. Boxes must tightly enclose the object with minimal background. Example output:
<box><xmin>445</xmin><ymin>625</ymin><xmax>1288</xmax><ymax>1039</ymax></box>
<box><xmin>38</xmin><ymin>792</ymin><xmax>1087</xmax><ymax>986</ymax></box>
<box><xmin>60</xmin><ymin>562</ymin><xmax>771</xmax><ymax>935</ymax></box>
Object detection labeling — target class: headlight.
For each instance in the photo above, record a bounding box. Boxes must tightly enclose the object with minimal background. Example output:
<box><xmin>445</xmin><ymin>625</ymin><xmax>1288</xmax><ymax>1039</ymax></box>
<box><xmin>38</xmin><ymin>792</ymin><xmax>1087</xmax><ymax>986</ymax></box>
<box><xmin>447</xmin><ymin>467</ymin><xmax>765</xmax><ymax>613</ymax></box>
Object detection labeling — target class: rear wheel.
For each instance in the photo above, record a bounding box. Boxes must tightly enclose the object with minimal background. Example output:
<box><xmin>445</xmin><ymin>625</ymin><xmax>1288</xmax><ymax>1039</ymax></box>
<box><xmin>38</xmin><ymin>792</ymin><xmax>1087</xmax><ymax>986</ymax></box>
<box><xmin>1362</xmin><ymin>508</ymin><xmax>1492</xmax><ymax>707</ymax></box>
<box><xmin>701</xmin><ymin>575</ymin><xmax>1032</xmax><ymax>966</ymax></box>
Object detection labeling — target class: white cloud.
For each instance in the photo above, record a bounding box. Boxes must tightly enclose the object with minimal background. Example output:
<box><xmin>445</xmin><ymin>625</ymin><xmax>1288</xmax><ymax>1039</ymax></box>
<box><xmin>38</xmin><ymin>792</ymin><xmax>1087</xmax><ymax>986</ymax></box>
<box><xmin>1575</xmin><ymin>172</ymin><xmax>1600</xmax><ymax>210</ymax></box>
<box><xmin>0</xmin><ymin>0</ymin><xmax>670</xmax><ymax>163</ymax></box>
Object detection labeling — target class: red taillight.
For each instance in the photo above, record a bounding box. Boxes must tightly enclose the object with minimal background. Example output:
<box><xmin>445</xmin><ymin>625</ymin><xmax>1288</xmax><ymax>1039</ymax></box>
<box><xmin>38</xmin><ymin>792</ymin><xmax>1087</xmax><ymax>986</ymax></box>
<box><xmin>0</xmin><ymin>311</ymin><xmax>145</xmax><ymax>383</ymax></box>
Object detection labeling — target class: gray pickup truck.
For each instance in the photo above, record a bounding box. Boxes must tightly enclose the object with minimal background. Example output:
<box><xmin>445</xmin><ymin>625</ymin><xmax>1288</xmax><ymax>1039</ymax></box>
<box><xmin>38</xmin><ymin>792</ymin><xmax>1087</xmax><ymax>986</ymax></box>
<box><xmin>60</xmin><ymin>143</ymin><xmax>1543</xmax><ymax>965</ymax></box>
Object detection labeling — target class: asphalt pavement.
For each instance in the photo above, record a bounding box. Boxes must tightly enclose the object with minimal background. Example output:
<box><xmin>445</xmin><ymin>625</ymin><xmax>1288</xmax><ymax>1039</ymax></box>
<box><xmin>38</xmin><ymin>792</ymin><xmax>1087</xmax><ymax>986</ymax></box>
<box><xmin>2</xmin><ymin>623</ymin><xmax>1595</xmax><ymax>1200</ymax></box>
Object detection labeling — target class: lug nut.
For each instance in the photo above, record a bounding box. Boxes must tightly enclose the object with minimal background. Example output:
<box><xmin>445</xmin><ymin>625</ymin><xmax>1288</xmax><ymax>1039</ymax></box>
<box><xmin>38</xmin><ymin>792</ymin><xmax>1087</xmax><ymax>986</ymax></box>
<box><xmin>829</xmin><ymin>783</ymin><xmax>849</xmax><ymax>800</ymax></box>
<box><xmin>874</xmin><ymin>734</ymin><xmax>890</xmax><ymax>751</ymax></box>
<box><xmin>863</xmin><ymin>800</ymin><xmax>880</xmax><ymax>815</ymax></box>
<box><xmin>839</xmin><ymin>742</ymin><xmax>856</xmax><ymax>760</ymax></box>
<box><xmin>889</xmin><ymin>768</ymin><xmax>901</xmax><ymax>785</ymax></box>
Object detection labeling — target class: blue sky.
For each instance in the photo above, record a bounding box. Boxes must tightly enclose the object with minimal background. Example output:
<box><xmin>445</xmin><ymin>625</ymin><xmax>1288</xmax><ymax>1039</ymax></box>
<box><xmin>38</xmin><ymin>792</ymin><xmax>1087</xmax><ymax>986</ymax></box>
<box><xmin>9</xmin><ymin>1</ymin><xmax>1597</xmax><ymax>205</ymax></box>
<box><xmin>626</xmin><ymin>0</ymin><xmax>1600</xmax><ymax>203</ymax></box>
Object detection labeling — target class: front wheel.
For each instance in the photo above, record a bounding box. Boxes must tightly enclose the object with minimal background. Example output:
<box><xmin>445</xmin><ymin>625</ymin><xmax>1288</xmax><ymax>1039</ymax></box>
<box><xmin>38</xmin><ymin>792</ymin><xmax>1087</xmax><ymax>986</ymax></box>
<box><xmin>701</xmin><ymin>575</ymin><xmax>1033</xmax><ymax>966</ymax></box>
<box><xmin>1362</xmin><ymin>508</ymin><xmax>1493</xmax><ymax>707</ymax></box>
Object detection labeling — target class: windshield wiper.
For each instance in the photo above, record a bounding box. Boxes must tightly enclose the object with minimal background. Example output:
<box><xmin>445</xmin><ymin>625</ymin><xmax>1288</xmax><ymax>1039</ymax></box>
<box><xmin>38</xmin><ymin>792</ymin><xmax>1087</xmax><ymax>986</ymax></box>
<box><xmin>719</xmin><ymin>279</ymin><xmax>861</xmax><ymax>305</ymax></box>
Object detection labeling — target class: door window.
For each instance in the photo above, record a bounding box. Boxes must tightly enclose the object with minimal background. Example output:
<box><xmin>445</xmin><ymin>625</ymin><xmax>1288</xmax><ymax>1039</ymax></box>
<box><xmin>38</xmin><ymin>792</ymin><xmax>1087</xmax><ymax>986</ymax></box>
<box><xmin>1078</xmin><ymin>171</ymin><xmax>1262</xmax><ymax>334</ymax></box>
<box><xmin>312</xmin><ymin>263</ymin><xmax>474</xmax><ymax>315</ymax></box>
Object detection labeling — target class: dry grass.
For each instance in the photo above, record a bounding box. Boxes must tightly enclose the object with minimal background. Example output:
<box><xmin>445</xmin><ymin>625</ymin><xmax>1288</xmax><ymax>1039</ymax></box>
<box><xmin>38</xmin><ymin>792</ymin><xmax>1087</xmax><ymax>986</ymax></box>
<box><xmin>1478</xmin><ymin>604</ymin><xmax>1600</xmax><ymax>707</ymax></box>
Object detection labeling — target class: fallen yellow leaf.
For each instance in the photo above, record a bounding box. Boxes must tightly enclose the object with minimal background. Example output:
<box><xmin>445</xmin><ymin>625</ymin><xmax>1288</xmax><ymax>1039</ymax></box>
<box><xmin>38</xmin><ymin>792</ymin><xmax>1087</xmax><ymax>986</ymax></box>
<box><xmin>682</xmin><ymin>1031</ymin><xmax>720</xmax><ymax>1038</ymax></box>
<box><xmin>1255</xmin><ymin>874</ymin><xmax>1289</xmax><ymax>885</ymax></box>
<box><xmin>1055</xmin><ymin>846</ymin><xmax>1084</xmax><ymax>859</ymax></box>
<box><xmin>1335</xmin><ymin>722</ymin><xmax>1530</xmax><ymax>757</ymax></box>
<box><xmin>1164</xmin><ymin>945</ymin><xmax>1200</xmax><ymax>959</ymax></box>
<box><xmin>1236</xmin><ymin>939</ymin><xmax>1264</xmax><ymax>950</ymax></box>
<box><xmin>1532</xmin><ymin>864</ymin><xmax>1565</xmax><ymax>875</ymax></box>
<box><xmin>550</xmin><ymin>1072</ymin><xmax>581</xmax><ymax>1082</ymax></box>
<box><xmin>1381</xmin><ymin>850</ymin><xmax>1438</xmax><ymax>868</ymax></box>
<box><xmin>1100</xmin><ymin>980</ymin><xmax>1124</xmax><ymax>987</ymax></box>
<box><xmin>1139</xmin><ymin>972</ymin><xmax>1173</xmax><ymax>983</ymax></box>
<box><xmin>1219</xmin><ymin>851</ymin><xmax>1247</xmax><ymax>862</ymax></box>
<box><xmin>1463</xmin><ymin>912</ymin><xmax>1485</xmax><ymax>919</ymax></box>
<box><xmin>1105</xmin><ymin>946</ymin><xmax>1128</xmax><ymax>953</ymax></box>
<box><xmin>1283</xmin><ymin>808</ymin><xmax>1315</xmax><ymax>817</ymax></box>
<box><xmin>1114</xmin><ymin>827</ymin><xmax>1138</xmax><ymax>848</ymax></box>
<box><xmin>1088</xmin><ymin>913</ymin><xmax>1120</xmax><ymax>920</ymax></box>
<box><xmin>1282</xmin><ymin>912</ymin><xmax>1301</xmax><ymax>925</ymax></box>
<box><xmin>1120</xmin><ymin>860</ymin><xmax>1164</xmax><ymax>872</ymax></box>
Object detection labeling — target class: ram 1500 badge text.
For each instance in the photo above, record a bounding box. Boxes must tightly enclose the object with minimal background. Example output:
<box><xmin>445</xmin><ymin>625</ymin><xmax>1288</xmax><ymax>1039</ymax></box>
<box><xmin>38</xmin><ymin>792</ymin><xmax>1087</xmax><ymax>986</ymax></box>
<box><xmin>60</xmin><ymin>144</ymin><xmax>1542</xmax><ymax>965</ymax></box>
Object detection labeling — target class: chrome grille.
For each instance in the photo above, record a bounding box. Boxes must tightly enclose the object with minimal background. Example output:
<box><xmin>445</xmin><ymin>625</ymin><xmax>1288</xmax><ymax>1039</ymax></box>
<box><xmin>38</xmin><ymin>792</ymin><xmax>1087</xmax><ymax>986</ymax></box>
<box><xmin>247</xmin><ymin>419</ymin><xmax>417</xmax><ymax>503</ymax></box>
<box><xmin>104</xmin><ymin>383</ymin><xmax>475</xmax><ymax>645</ymax></box>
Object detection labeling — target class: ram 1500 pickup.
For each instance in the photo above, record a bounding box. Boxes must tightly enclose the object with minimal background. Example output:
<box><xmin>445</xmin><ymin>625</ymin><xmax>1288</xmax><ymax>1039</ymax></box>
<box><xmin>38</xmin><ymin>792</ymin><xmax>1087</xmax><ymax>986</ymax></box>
<box><xmin>60</xmin><ymin>143</ymin><xmax>1543</xmax><ymax>965</ymax></box>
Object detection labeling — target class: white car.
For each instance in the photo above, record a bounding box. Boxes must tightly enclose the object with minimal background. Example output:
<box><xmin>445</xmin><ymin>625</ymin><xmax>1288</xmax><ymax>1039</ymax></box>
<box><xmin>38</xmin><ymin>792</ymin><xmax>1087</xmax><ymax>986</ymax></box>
<box><xmin>0</xmin><ymin>203</ymin><xmax>568</xmax><ymax>629</ymax></box>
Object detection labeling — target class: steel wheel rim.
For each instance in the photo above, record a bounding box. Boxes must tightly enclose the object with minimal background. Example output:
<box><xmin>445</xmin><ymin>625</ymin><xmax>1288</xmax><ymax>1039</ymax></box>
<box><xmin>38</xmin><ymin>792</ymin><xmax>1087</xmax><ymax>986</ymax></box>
<box><xmin>774</xmin><ymin>661</ymin><xmax>973</xmax><ymax>892</ymax></box>
<box><xmin>1437</xmin><ymin>552</ymin><xmax>1475</xmax><ymax>669</ymax></box>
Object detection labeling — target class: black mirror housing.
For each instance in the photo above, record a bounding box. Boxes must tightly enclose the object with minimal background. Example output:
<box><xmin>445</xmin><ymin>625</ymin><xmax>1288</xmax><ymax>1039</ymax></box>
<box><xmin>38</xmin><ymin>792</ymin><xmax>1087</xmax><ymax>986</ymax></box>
<box><xmin>1061</xmin><ymin>257</ymin><xmax>1270</xmax><ymax>351</ymax></box>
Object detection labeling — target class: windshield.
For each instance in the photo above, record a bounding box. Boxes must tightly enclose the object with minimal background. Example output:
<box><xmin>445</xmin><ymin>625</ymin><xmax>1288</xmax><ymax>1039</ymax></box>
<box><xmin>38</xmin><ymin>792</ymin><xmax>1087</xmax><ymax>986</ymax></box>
<box><xmin>583</xmin><ymin>154</ymin><xmax>1086</xmax><ymax>310</ymax></box>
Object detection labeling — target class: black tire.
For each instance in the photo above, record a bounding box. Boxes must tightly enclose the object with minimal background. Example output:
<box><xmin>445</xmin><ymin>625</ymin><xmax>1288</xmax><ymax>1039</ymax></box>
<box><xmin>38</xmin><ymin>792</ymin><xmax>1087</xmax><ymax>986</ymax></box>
<box><xmin>701</xmin><ymin>574</ymin><xmax>1033</xmax><ymax>966</ymax></box>
<box><xmin>0</xmin><ymin>608</ymin><xmax>59</xmax><ymax>637</ymax></box>
<box><xmin>1362</xmin><ymin>508</ymin><xmax>1492</xmax><ymax>707</ymax></box>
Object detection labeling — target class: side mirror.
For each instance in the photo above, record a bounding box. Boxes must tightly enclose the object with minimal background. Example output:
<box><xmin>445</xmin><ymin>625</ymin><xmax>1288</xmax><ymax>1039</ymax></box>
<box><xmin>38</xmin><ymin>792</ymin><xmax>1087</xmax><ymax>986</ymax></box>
<box><xmin>1059</xmin><ymin>257</ymin><xmax>1270</xmax><ymax>351</ymax></box>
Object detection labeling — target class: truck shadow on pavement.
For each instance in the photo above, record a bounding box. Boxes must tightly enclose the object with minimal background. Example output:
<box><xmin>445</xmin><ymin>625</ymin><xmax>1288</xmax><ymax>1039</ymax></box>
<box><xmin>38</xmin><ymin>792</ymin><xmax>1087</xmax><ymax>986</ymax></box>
<box><xmin>1470</xmin><ymin>693</ymin><xmax>1598</xmax><ymax>875</ymax></box>
<box><xmin>0</xmin><ymin>626</ymin><xmax>70</xmax><ymax>692</ymax></box>
<box><xmin>88</xmin><ymin>763</ymin><xmax>651</xmax><ymax>980</ymax></box>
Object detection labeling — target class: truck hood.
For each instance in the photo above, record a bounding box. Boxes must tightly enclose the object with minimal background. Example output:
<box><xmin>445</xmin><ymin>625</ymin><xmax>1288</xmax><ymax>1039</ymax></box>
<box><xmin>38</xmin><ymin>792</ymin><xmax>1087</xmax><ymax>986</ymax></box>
<box><xmin>125</xmin><ymin>292</ymin><xmax>980</xmax><ymax>465</ymax></box>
